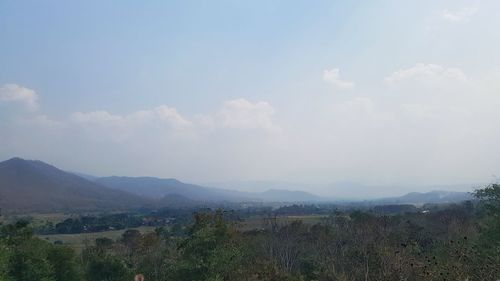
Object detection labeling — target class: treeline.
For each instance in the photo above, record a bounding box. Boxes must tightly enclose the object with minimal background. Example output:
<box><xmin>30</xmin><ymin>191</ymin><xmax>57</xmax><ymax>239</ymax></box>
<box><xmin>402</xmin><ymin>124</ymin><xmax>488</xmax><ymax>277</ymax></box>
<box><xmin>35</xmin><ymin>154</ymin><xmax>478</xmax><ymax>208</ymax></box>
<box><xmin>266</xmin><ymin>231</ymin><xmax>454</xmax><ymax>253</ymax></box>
<box><xmin>31</xmin><ymin>206</ymin><xmax>252</xmax><ymax>235</ymax></box>
<box><xmin>39</xmin><ymin>214</ymin><xmax>156</xmax><ymax>235</ymax></box>
<box><xmin>1</xmin><ymin>184</ymin><xmax>499</xmax><ymax>281</ymax></box>
<box><xmin>34</xmin><ymin>208</ymin><xmax>198</xmax><ymax>235</ymax></box>
<box><xmin>0</xmin><ymin>221</ymin><xmax>82</xmax><ymax>281</ymax></box>
<box><xmin>32</xmin><ymin>203</ymin><xmax>433</xmax><ymax>236</ymax></box>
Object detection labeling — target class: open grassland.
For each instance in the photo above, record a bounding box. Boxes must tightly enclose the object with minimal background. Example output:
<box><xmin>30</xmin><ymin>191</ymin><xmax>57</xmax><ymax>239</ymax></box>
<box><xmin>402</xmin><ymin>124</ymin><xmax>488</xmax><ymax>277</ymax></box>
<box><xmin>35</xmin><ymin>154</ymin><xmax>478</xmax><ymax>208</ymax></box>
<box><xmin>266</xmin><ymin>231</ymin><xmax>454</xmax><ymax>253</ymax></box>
<box><xmin>29</xmin><ymin>214</ymin><xmax>327</xmax><ymax>251</ymax></box>
<box><xmin>29</xmin><ymin>213</ymin><xmax>74</xmax><ymax>223</ymax></box>
<box><xmin>1</xmin><ymin>212</ymin><xmax>72</xmax><ymax>224</ymax></box>
<box><xmin>37</xmin><ymin>226</ymin><xmax>157</xmax><ymax>253</ymax></box>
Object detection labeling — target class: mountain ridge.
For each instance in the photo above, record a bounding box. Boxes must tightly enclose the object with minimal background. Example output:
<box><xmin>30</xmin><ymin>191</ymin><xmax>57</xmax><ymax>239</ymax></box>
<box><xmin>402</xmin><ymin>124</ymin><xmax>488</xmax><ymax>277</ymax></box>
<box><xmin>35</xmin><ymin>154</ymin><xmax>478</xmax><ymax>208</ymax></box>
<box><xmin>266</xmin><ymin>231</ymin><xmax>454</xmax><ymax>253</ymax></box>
<box><xmin>373</xmin><ymin>190</ymin><xmax>474</xmax><ymax>204</ymax></box>
<box><xmin>0</xmin><ymin>157</ymin><xmax>148</xmax><ymax>213</ymax></box>
<box><xmin>0</xmin><ymin>157</ymin><xmax>476</xmax><ymax>213</ymax></box>
<box><xmin>95</xmin><ymin>176</ymin><xmax>323</xmax><ymax>202</ymax></box>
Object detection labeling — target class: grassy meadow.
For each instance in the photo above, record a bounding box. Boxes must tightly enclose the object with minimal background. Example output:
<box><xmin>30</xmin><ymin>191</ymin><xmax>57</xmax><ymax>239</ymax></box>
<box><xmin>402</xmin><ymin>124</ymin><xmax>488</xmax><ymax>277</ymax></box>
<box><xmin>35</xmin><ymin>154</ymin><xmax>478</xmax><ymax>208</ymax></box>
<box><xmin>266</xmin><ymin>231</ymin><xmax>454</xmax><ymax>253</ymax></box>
<box><xmin>37</xmin><ymin>226</ymin><xmax>158</xmax><ymax>253</ymax></box>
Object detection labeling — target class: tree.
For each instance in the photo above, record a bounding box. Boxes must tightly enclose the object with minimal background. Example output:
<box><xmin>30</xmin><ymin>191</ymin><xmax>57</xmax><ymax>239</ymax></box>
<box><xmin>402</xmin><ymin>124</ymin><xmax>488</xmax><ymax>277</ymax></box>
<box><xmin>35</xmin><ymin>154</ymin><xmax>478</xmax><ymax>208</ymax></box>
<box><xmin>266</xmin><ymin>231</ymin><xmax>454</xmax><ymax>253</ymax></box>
<box><xmin>84</xmin><ymin>255</ymin><xmax>131</xmax><ymax>281</ymax></box>
<box><xmin>474</xmin><ymin>183</ymin><xmax>500</xmax><ymax>254</ymax></box>
<box><xmin>474</xmin><ymin>184</ymin><xmax>500</xmax><ymax>242</ymax></box>
<box><xmin>173</xmin><ymin>210</ymin><xmax>244</xmax><ymax>281</ymax></box>
<box><xmin>474</xmin><ymin>183</ymin><xmax>500</xmax><ymax>215</ymax></box>
<box><xmin>0</xmin><ymin>239</ymin><xmax>10</xmax><ymax>281</ymax></box>
<box><xmin>46</xmin><ymin>246</ymin><xmax>82</xmax><ymax>281</ymax></box>
<box><xmin>0</xmin><ymin>221</ymin><xmax>55</xmax><ymax>281</ymax></box>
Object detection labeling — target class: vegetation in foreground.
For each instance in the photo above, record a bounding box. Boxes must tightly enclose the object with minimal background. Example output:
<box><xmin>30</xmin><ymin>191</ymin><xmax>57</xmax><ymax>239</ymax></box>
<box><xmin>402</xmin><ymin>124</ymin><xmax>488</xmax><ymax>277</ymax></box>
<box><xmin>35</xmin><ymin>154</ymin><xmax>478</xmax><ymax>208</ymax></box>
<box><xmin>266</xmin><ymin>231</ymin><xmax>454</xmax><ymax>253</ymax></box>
<box><xmin>1</xmin><ymin>184</ymin><xmax>499</xmax><ymax>281</ymax></box>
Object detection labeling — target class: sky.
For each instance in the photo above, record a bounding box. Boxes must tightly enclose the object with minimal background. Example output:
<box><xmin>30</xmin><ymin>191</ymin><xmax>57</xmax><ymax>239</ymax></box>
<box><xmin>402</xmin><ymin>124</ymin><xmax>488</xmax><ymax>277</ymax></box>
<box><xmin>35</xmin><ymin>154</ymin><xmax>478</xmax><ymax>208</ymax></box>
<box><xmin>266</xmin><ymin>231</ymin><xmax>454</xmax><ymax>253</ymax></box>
<box><xmin>1</xmin><ymin>0</ymin><xmax>500</xmax><ymax>196</ymax></box>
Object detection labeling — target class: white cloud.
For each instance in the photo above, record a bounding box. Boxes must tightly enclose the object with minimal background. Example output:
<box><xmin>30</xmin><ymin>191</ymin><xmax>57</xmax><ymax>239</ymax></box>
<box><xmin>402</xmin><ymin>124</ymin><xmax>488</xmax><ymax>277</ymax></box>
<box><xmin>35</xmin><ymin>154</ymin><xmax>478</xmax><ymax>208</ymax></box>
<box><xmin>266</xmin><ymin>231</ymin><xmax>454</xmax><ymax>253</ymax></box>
<box><xmin>0</xmin><ymin>84</ymin><xmax>39</xmax><ymax>110</ymax></box>
<box><xmin>29</xmin><ymin>115</ymin><xmax>65</xmax><ymax>129</ymax></box>
<box><xmin>69</xmin><ymin>100</ymin><xmax>280</xmax><ymax>135</ymax></box>
<box><xmin>71</xmin><ymin>110</ymin><xmax>123</xmax><ymax>124</ymax></box>
<box><xmin>384</xmin><ymin>63</ymin><xmax>468</xmax><ymax>85</ymax></box>
<box><xmin>323</xmin><ymin>68</ymin><xmax>355</xmax><ymax>89</ymax></box>
<box><xmin>153</xmin><ymin>106</ymin><xmax>192</xmax><ymax>128</ymax></box>
<box><xmin>71</xmin><ymin>106</ymin><xmax>192</xmax><ymax>129</ymax></box>
<box><xmin>69</xmin><ymin>106</ymin><xmax>193</xmax><ymax>142</ymax></box>
<box><xmin>70</xmin><ymin>111</ymin><xmax>130</xmax><ymax>141</ymax></box>
<box><xmin>443</xmin><ymin>6</ymin><xmax>477</xmax><ymax>23</ymax></box>
<box><xmin>3</xmin><ymin>74</ymin><xmax>499</xmax><ymax>189</ymax></box>
<box><xmin>218</xmin><ymin>98</ymin><xmax>279</xmax><ymax>132</ymax></box>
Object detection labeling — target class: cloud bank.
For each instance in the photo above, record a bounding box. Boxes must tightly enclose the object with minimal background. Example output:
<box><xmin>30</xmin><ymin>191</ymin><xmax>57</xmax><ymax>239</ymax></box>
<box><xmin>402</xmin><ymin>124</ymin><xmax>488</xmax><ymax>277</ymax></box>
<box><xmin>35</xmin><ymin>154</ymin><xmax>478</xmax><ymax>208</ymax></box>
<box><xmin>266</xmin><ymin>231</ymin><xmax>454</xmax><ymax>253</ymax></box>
<box><xmin>1</xmin><ymin>62</ymin><xmax>500</xmax><ymax>193</ymax></box>
<box><xmin>0</xmin><ymin>84</ymin><xmax>39</xmax><ymax>110</ymax></box>
<box><xmin>323</xmin><ymin>68</ymin><xmax>355</xmax><ymax>89</ymax></box>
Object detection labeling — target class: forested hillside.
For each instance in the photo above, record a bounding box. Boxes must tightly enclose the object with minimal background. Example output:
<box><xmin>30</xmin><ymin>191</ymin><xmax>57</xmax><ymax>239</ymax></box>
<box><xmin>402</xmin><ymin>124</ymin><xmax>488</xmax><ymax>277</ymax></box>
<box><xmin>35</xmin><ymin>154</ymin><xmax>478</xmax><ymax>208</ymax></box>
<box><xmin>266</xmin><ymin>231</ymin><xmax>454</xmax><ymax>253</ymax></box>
<box><xmin>0</xmin><ymin>158</ymin><xmax>148</xmax><ymax>212</ymax></box>
<box><xmin>1</xmin><ymin>184</ymin><xmax>499</xmax><ymax>281</ymax></box>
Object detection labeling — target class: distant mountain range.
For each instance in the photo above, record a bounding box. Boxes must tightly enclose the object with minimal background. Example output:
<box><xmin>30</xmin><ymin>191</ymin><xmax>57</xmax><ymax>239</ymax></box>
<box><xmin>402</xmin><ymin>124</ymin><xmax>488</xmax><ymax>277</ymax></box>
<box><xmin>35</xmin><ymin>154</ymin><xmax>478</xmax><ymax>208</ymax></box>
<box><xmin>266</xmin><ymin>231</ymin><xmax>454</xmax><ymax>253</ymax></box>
<box><xmin>95</xmin><ymin>176</ymin><xmax>323</xmax><ymax>202</ymax></box>
<box><xmin>373</xmin><ymin>190</ymin><xmax>474</xmax><ymax>205</ymax></box>
<box><xmin>0</xmin><ymin>158</ymin><xmax>323</xmax><ymax>212</ymax></box>
<box><xmin>209</xmin><ymin>180</ymin><xmax>477</xmax><ymax>200</ymax></box>
<box><xmin>0</xmin><ymin>157</ymin><xmax>476</xmax><ymax>213</ymax></box>
<box><xmin>0</xmin><ymin>158</ymin><xmax>148</xmax><ymax>212</ymax></box>
<box><xmin>95</xmin><ymin>176</ymin><xmax>236</xmax><ymax>201</ymax></box>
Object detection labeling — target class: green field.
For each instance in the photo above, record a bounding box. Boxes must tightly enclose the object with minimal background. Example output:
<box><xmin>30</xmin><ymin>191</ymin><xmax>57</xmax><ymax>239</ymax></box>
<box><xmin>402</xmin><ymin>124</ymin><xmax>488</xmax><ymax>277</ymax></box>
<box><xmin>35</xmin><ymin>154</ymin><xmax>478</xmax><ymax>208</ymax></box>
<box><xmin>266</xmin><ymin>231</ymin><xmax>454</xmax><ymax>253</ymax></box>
<box><xmin>24</xmin><ymin>213</ymin><xmax>328</xmax><ymax>253</ymax></box>
<box><xmin>0</xmin><ymin>212</ymin><xmax>71</xmax><ymax>224</ymax></box>
<box><xmin>37</xmin><ymin>226</ymin><xmax>158</xmax><ymax>253</ymax></box>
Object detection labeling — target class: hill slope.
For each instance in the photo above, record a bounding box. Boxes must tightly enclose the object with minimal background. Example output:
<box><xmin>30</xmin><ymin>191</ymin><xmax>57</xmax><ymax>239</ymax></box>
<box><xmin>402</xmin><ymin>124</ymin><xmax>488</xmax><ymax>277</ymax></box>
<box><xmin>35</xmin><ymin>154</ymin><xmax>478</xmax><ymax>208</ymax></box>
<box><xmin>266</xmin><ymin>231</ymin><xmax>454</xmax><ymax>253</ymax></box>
<box><xmin>375</xmin><ymin>190</ymin><xmax>473</xmax><ymax>204</ymax></box>
<box><xmin>0</xmin><ymin>158</ymin><xmax>148</xmax><ymax>212</ymax></box>
<box><xmin>96</xmin><ymin>176</ymin><xmax>323</xmax><ymax>202</ymax></box>
<box><xmin>258</xmin><ymin>189</ymin><xmax>322</xmax><ymax>202</ymax></box>
<box><xmin>95</xmin><ymin>176</ymin><xmax>249</xmax><ymax>201</ymax></box>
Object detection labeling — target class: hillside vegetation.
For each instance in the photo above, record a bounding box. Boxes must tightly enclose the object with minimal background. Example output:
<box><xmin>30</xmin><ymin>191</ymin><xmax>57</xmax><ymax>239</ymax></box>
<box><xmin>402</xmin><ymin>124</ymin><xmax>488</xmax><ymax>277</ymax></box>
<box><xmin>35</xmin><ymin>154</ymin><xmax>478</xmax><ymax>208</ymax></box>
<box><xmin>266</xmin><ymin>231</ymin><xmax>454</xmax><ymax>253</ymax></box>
<box><xmin>0</xmin><ymin>184</ymin><xmax>499</xmax><ymax>281</ymax></box>
<box><xmin>0</xmin><ymin>158</ymin><xmax>148</xmax><ymax>212</ymax></box>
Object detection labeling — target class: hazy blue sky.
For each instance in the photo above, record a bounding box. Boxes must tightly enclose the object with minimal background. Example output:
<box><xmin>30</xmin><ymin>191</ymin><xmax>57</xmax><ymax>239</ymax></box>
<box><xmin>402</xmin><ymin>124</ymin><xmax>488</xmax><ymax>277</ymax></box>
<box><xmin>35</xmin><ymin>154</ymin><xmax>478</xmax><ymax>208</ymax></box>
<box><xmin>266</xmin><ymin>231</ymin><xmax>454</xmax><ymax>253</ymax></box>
<box><xmin>1</xmin><ymin>1</ymin><xmax>500</xmax><ymax>194</ymax></box>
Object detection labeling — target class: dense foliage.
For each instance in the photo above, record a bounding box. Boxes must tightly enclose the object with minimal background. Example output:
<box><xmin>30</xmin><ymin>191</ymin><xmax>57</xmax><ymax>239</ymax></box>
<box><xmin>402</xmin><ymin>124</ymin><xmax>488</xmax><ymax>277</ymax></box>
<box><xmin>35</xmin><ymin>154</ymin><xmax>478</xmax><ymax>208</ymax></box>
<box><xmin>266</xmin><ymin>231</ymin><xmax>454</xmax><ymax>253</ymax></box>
<box><xmin>1</xmin><ymin>184</ymin><xmax>499</xmax><ymax>281</ymax></box>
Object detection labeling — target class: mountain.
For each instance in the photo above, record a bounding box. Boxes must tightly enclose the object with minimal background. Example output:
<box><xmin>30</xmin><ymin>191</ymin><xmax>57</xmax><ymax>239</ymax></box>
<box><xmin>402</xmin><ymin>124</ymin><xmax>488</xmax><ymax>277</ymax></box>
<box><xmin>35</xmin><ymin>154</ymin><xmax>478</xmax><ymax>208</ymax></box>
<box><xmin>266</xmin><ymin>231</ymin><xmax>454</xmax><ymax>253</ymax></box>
<box><xmin>159</xmin><ymin>194</ymin><xmax>201</xmax><ymax>208</ymax></box>
<box><xmin>209</xmin><ymin>180</ymin><xmax>477</xmax><ymax>200</ymax></box>
<box><xmin>206</xmin><ymin>180</ymin><xmax>318</xmax><ymax>193</ymax></box>
<box><xmin>95</xmin><ymin>176</ymin><xmax>323</xmax><ymax>202</ymax></box>
<box><xmin>95</xmin><ymin>176</ymin><xmax>246</xmax><ymax>201</ymax></box>
<box><xmin>0</xmin><ymin>157</ymin><xmax>473</xmax><ymax>212</ymax></box>
<box><xmin>0</xmin><ymin>158</ymin><xmax>148</xmax><ymax>212</ymax></box>
<box><xmin>258</xmin><ymin>189</ymin><xmax>323</xmax><ymax>202</ymax></box>
<box><xmin>374</xmin><ymin>190</ymin><xmax>474</xmax><ymax>205</ymax></box>
<box><xmin>69</xmin><ymin>171</ymin><xmax>99</xmax><ymax>181</ymax></box>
